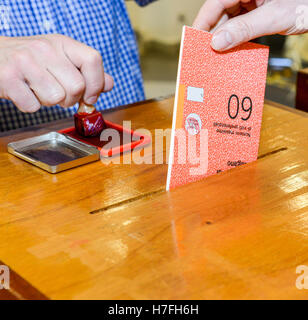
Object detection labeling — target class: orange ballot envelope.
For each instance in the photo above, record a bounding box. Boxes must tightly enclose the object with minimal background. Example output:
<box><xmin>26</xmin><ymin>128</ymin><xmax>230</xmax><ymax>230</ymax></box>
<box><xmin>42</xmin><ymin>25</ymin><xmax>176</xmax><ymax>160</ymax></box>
<box><xmin>166</xmin><ymin>26</ymin><xmax>269</xmax><ymax>190</ymax></box>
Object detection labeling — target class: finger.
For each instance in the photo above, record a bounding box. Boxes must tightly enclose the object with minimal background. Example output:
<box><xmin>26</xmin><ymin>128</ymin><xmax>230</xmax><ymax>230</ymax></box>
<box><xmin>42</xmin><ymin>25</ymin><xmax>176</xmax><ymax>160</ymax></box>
<box><xmin>23</xmin><ymin>37</ymin><xmax>86</xmax><ymax>108</ymax></box>
<box><xmin>31</xmin><ymin>45</ymin><xmax>86</xmax><ymax>108</ymax></box>
<box><xmin>103</xmin><ymin>73</ymin><xmax>114</xmax><ymax>92</ymax></box>
<box><xmin>211</xmin><ymin>2</ymin><xmax>284</xmax><ymax>51</ymax></box>
<box><xmin>193</xmin><ymin>0</ymin><xmax>245</xmax><ymax>31</ymax></box>
<box><xmin>256</xmin><ymin>0</ymin><xmax>265</xmax><ymax>6</ymax></box>
<box><xmin>210</xmin><ymin>13</ymin><xmax>229</xmax><ymax>33</ymax></box>
<box><xmin>19</xmin><ymin>56</ymin><xmax>66</xmax><ymax>107</ymax></box>
<box><xmin>63</xmin><ymin>38</ymin><xmax>114</xmax><ymax>105</ymax></box>
<box><xmin>193</xmin><ymin>0</ymin><xmax>225</xmax><ymax>31</ymax></box>
<box><xmin>46</xmin><ymin>55</ymin><xmax>86</xmax><ymax>108</ymax></box>
<box><xmin>6</xmin><ymin>79</ymin><xmax>40</xmax><ymax>113</ymax></box>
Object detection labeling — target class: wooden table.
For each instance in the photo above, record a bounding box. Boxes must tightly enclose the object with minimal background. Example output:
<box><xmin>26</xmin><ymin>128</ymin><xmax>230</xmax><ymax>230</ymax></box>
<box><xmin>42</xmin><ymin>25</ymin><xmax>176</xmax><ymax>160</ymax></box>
<box><xmin>0</xmin><ymin>97</ymin><xmax>307</xmax><ymax>300</ymax></box>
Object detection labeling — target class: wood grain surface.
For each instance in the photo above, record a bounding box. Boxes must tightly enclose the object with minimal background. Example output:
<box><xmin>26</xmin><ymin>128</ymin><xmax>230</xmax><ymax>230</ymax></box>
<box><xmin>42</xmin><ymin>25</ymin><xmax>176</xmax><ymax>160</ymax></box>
<box><xmin>0</xmin><ymin>97</ymin><xmax>307</xmax><ymax>300</ymax></box>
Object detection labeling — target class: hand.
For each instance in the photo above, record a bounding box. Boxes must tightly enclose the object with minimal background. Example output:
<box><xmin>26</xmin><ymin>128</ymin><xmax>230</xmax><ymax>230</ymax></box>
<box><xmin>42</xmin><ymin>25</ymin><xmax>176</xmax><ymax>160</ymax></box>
<box><xmin>0</xmin><ymin>34</ymin><xmax>113</xmax><ymax>112</ymax></box>
<box><xmin>193</xmin><ymin>0</ymin><xmax>308</xmax><ymax>51</ymax></box>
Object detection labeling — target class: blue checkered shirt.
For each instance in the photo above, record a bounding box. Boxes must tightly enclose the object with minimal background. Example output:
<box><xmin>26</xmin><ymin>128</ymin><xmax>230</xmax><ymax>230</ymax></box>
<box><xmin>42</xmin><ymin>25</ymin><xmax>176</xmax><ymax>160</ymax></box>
<box><xmin>0</xmin><ymin>0</ymin><xmax>155</xmax><ymax>131</ymax></box>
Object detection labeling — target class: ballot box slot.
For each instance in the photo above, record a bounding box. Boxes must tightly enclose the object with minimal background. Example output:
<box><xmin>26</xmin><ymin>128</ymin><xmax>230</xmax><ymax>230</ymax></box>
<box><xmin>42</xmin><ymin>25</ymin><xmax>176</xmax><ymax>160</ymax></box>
<box><xmin>257</xmin><ymin>147</ymin><xmax>288</xmax><ymax>160</ymax></box>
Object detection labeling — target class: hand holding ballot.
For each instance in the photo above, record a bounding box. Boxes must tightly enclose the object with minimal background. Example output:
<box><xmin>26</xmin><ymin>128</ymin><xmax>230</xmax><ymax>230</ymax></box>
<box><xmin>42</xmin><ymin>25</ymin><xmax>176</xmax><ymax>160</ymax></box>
<box><xmin>193</xmin><ymin>0</ymin><xmax>308</xmax><ymax>51</ymax></box>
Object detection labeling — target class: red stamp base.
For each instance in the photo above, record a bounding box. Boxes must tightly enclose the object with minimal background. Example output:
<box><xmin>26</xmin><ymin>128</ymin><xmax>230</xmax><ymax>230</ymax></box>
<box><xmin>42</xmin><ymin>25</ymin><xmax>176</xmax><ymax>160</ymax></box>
<box><xmin>59</xmin><ymin>120</ymin><xmax>151</xmax><ymax>157</ymax></box>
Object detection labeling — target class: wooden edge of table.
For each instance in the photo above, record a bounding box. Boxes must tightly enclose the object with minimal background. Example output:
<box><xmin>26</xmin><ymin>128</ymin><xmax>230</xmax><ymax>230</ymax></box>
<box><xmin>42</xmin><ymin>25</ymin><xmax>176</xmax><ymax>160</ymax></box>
<box><xmin>265</xmin><ymin>99</ymin><xmax>308</xmax><ymax>117</ymax></box>
<box><xmin>0</xmin><ymin>260</ymin><xmax>48</xmax><ymax>300</ymax></box>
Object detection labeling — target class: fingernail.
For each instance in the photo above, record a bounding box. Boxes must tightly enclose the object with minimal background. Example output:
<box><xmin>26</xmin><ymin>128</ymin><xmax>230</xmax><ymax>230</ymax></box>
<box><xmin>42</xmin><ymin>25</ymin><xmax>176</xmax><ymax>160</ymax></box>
<box><xmin>85</xmin><ymin>95</ymin><xmax>98</xmax><ymax>105</ymax></box>
<box><xmin>212</xmin><ymin>31</ymin><xmax>233</xmax><ymax>51</ymax></box>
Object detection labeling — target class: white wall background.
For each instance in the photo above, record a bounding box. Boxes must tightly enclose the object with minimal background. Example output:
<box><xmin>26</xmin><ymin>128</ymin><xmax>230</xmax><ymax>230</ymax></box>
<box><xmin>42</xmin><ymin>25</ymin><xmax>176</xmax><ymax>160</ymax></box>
<box><xmin>126</xmin><ymin>0</ymin><xmax>205</xmax><ymax>44</ymax></box>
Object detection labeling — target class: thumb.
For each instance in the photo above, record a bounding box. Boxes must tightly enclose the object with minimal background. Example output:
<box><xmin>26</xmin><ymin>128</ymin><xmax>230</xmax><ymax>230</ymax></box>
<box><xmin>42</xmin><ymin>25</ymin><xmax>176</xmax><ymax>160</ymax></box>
<box><xmin>103</xmin><ymin>73</ymin><xmax>114</xmax><ymax>92</ymax></box>
<box><xmin>211</xmin><ymin>2</ymin><xmax>283</xmax><ymax>51</ymax></box>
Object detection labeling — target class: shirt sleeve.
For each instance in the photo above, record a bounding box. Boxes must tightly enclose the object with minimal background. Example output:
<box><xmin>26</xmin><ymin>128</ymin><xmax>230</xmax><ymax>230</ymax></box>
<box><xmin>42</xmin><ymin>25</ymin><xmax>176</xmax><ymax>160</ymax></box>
<box><xmin>134</xmin><ymin>0</ymin><xmax>157</xmax><ymax>7</ymax></box>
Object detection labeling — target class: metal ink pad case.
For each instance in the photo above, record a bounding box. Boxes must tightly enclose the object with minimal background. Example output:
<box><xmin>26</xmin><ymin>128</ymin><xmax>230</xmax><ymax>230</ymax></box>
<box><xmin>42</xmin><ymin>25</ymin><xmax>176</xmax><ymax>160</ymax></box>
<box><xmin>7</xmin><ymin>132</ymin><xmax>100</xmax><ymax>173</ymax></box>
<box><xmin>7</xmin><ymin>121</ymin><xmax>151</xmax><ymax>173</ymax></box>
